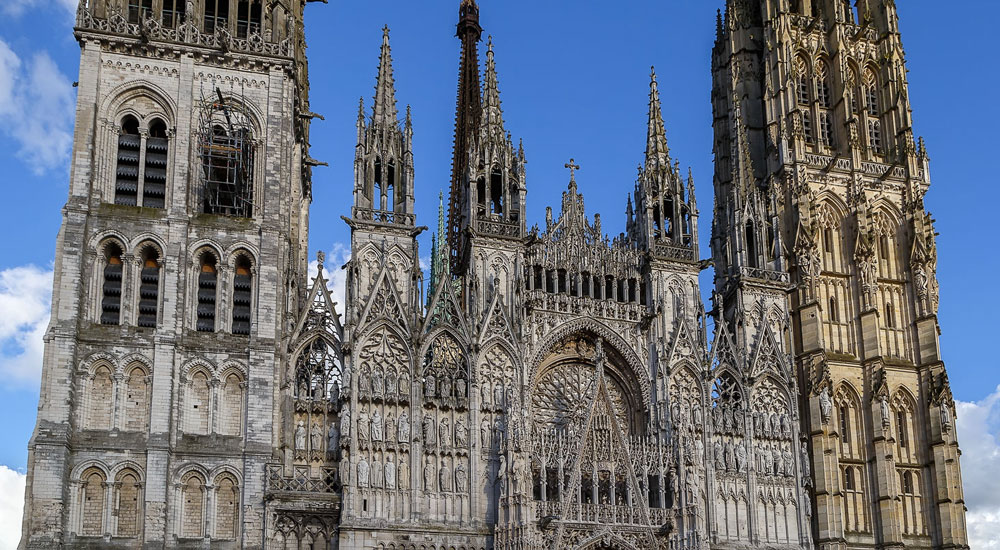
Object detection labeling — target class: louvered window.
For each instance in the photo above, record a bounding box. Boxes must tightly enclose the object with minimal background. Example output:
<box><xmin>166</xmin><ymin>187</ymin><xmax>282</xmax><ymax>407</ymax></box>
<box><xmin>142</xmin><ymin>119</ymin><xmax>168</xmax><ymax>208</ymax></box>
<box><xmin>820</xmin><ymin>111</ymin><xmax>835</xmax><ymax>147</ymax></box>
<box><xmin>232</xmin><ymin>257</ymin><xmax>252</xmax><ymax>335</ymax></box>
<box><xmin>137</xmin><ymin>251</ymin><xmax>160</xmax><ymax>328</ymax></box>
<box><xmin>115</xmin><ymin>116</ymin><xmax>141</xmax><ymax>206</ymax></box>
<box><xmin>101</xmin><ymin>244</ymin><xmax>124</xmax><ymax>325</ymax></box>
<box><xmin>868</xmin><ymin>120</ymin><xmax>883</xmax><ymax>153</ymax></box>
<box><xmin>197</xmin><ymin>254</ymin><xmax>218</xmax><ymax>332</ymax></box>
<box><xmin>802</xmin><ymin>110</ymin><xmax>813</xmax><ymax>142</ymax></box>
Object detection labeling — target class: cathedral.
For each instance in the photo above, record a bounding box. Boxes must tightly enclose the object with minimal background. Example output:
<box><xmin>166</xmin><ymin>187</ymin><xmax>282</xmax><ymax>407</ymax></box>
<box><xmin>18</xmin><ymin>0</ymin><xmax>969</xmax><ymax>549</ymax></box>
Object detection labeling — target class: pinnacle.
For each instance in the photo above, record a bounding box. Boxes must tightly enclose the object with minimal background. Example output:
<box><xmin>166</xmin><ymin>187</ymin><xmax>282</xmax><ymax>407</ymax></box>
<box><xmin>646</xmin><ymin>66</ymin><xmax>671</xmax><ymax>168</ymax></box>
<box><xmin>481</xmin><ymin>36</ymin><xmax>505</xmax><ymax>132</ymax></box>
<box><xmin>372</xmin><ymin>25</ymin><xmax>399</xmax><ymax>126</ymax></box>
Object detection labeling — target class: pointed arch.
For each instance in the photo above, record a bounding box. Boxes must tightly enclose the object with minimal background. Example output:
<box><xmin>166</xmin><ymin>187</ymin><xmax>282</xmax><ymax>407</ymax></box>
<box><xmin>419</xmin><ymin>328</ymin><xmax>471</xmax><ymax>400</ymax></box>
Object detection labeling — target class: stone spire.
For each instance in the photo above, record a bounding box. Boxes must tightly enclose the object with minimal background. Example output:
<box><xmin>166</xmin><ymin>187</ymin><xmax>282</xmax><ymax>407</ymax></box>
<box><xmin>448</xmin><ymin>0</ymin><xmax>483</xmax><ymax>271</ymax></box>
<box><xmin>372</xmin><ymin>26</ymin><xmax>399</xmax><ymax>127</ymax></box>
<box><xmin>481</xmin><ymin>37</ymin><xmax>505</xmax><ymax>134</ymax></box>
<box><xmin>646</xmin><ymin>67</ymin><xmax>671</xmax><ymax>170</ymax></box>
<box><xmin>429</xmin><ymin>191</ymin><xmax>450</xmax><ymax>302</ymax></box>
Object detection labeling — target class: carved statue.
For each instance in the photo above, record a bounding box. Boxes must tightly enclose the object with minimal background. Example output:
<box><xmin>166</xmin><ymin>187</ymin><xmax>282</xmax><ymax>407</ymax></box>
<box><xmin>497</xmin><ymin>455</ymin><xmax>507</xmax><ymax>483</ymax></box>
<box><xmin>783</xmin><ymin>449</ymin><xmax>794</xmax><ymax>477</ymax></box>
<box><xmin>800</xmin><ymin>441</ymin><xmax>811</xmax><ymax>477</ymax></box>
<box><xmin>724</xmin><ymin>441</ymin><xmax>735</xmax><ymax>471</ymax></box>
<box><xmin>371</xmin><ymin>456</ymin><xmax>383</xmax><ymax>488</ymax></box>
<box><xmin>310</xmin><ymin>422</ymin><xmax>323</xmax><ymax>451</ymax></box>
<box><xmin>292</xmin><ymin>420</ymin><xmax>306</xmax><ymax>450</ymax></box>
<box><xmin>455</xmin><ymin>419</ymin><xmax>468</xmax><ymax>447</ymax></box>
<box><xmin>358</xmin><ymin>410</ymin><xmax>369</xmax><ymax>440</ymax></box>
<box><xmin>386</xmin><ymin>370</ymin><xmax>397</xmax><ymax>396</ymax></box>
<box><xmin>879</xmin><ymin>394</ymin><xmax>890</xmax><ymax>428</ymax></box>
<box><xmin>423</xmin><ymin>414</ymin><xmax>435</xmax><ymax>445</ymax></box>
<box><xmin>439</xmin><ymin>462</ymin><xmax>452</xmax><ymax>491</ymax></box>
<box><xmin>735</xmin><ymin>442</ymin><xmax>747</xmax><ymax>472</ymax></box>
<box><xmin>456</xmin><ymin>461</ymin><xmax>468</xmax><ymax>492</ymax></box>
<box><xmin>371</xmin><ymin>410</ymin><xmax>383</xmax><ymax>441</ymax></box>
<box><xmin>441</xmin><ymin>377</ymin><xmax>453</xmax><ymax>399</ymax></box>
<box><xmin>494</xmin><ymin>381</ymin><xmax>504</xmax><ymax>407</ymax></box>
<box><xmin>385</xmin><ymin>413</ymin><xmax>395</xmax><ymax>443</ymax></box>
<box><xmin>357</xmin><ymin>456</ymin><xmax>370</xmax><ymax>487</ymax></box>
<box><xmin>439</xmin><ymin>417</ymin><xmax>451</xmax><ymax>447</ymax></box>
<box><xmin>761</xmin><ymin>446</ymin><xmax>772</xmax><ymax>475</ymax></box>
<box><xmin>819</xmin><ymin>386</ymin><xmax>832</xmax><ymax>422</ymax></box>
<box><xmin>384</xmin><ymin>459</ymin><xmax>396</xmax><ymax>489</ymax></box>
<box><xmin>327</xmin><ymin>422</ymin><xmax>339</xmax><ymax>453</ymax></box>
<box><xmin>360</xmin><ymin>368</ymin><xmax>372</xmax><ymax>395</ymax></box>
<box><xmin>339</xmin><ymin>410</ymin><xmax>351</xmax><ymax>441</ymax></box>
<box><xmin>714</xmin><ymin>441</ymin><xmax>724</xmax><ymax>470</ymax></box>
<box><xmin>399</xmin><ymin>458</ymin><xmax>409</xmax><ymax>489</ymax></box>
<box><xmin>940</xmin><ymin>402</ymin><xmax>953</xmax><ymax>432</ymax></box>
<box><xmin>339</xmin><ymin>451</ymin><xmax>350</xmax><ymax>484</ymax></box>
<box><xmin>372</xmin><ymin>368</ymin><xmax>384</xmax><ymax>395</ymax></box>
<box><xmin>481</xmin><ymin>419</ymin><xmax>491</xmax><ymax>448</ymax></box>
<box><xmin>399</xmin><ymin>371</ymin><xmax>410</xmax><ymax>395</ymax></box>
<box><xmin>481</xmin><ymin>382</ymin><xmax>492</xmax><ymax>408</ymax></box>
<box><xmin>772</xmin><ymin>447</ymin><xmax>782</xmax><ymax>476</ymax></box>
<box><xmin>455</xmin><ymin>377</ymin><xmax>467</xmax><ymax>399</ymax></box>
<box><xmin>424</xmin><ymin>459</ymin><xmax>435</xmax><ymax>491</ymax></box>
<box><xmin>425</xmin><ymin>374</ymin><xmax>436</xmax><ymax>397</ymax></box>
<box><xmin>398</xmin><ymin>411</ymin><xmax>409</xmax><ymax>442</ymax></box>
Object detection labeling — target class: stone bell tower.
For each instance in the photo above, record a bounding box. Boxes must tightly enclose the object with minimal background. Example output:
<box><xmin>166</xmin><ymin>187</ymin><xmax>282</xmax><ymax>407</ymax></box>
<box><xmin>712</xmin><ymin>1</ymin><xmax>968</xmax><ymax>548</ymax></box>
<box><xmin>19</xmin><ymin>0</ymin><xmax>314</xmax><ymax>547</ymax></box>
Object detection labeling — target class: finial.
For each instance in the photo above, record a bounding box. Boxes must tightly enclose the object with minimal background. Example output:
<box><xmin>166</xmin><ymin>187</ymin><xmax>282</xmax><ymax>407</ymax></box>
<box><xmin>564</xmin><ymin>158</ymin><xmax>581</xmax><ymax>183</ymax></box>
<box><xmin>357</xmin><ymin>96</ymin><xmax>365</xmax><ymax>121</ymax></box>
<box><xmin>716</xmin><ymin>9</ymin><xmax>723</xmax><ymax>40</ymax></box>
<box><xmin>317</xmin><ymin>250</ymin><xmax>325</xmax><ymax>270</ymax></box>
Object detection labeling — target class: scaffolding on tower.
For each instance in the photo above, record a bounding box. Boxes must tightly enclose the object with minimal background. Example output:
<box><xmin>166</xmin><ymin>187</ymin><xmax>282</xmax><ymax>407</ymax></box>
<box><xmin>198</xmin><ymin>85</ymin><xmax>257</xmax><ymax>218</ymax></box>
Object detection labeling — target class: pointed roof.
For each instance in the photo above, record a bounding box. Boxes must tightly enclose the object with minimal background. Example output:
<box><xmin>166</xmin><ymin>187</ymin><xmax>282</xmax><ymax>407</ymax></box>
<box><xmin>646</xmin><ymin>66</ymin><xmax>671</xmax><ymax>168</ymax></box>
<box><xmin>481</xmin><ymin>37</ymin><xmax>505</xmax><ymax>134</ymax></box>
<box><xmin>372</xmin><ymin>26</ymin><xmax>399</xmax><ymax>126</ymax></box>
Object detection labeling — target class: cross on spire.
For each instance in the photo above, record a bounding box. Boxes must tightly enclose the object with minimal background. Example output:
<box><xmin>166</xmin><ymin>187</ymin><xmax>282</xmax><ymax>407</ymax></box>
<box><xmin>564</xmin><ymin>158</ymin><xmax>581</xmax><ymax>182</ymax></box>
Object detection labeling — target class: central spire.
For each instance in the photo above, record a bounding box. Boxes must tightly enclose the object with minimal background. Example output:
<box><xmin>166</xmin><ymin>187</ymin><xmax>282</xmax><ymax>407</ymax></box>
<box><xmin>646</xmin><ymin>67</ymin><xmax>671</xmax><ymax>169</ymax></box>
<box><xmin>447</xmin><ymin>0</ymin><xmax>483</xmax><ymax>274</ymax></box>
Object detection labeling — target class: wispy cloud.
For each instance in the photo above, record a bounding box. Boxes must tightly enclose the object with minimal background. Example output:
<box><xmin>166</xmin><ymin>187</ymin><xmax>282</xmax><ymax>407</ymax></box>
<box><xmin>0</xmin><ymin>465</ymin><xmax>25</xmax><ymax>549</ymax></box>
<box><xmin>1</xmin><ymin>0</ymin><xmax>76</xmax><ymax>18</ymax></box>
<box><xmin>0</xmin><ymin>39</ymin><xmax>76</xmax><ymax>175</ymax></box>
<box><xmin>0</xmin><ymin>265</ymin><xmax>52</xmax><ymax>388</ymax></box>
<box><xmin>957</xmin><ymin>385</ymin><xmax>1000</xmax><ymax>549</ymax></box>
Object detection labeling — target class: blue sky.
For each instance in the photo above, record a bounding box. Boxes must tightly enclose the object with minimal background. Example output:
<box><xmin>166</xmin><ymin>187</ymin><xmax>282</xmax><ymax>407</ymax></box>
<box><xmin>0</xmin><ymin>1</ymin><xmax>998</xmax><ymax>547</ymax></box>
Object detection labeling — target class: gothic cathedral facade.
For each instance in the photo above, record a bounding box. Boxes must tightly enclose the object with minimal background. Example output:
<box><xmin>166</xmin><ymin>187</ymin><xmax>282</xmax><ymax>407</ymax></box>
<box><xmin>19</xmin><ymin>1</ymin><xmax>968</xmax><ymax>550</ymax></box>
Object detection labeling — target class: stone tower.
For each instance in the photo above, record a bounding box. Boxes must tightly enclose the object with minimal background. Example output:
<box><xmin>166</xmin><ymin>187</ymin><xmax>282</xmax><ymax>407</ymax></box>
<box><xmin>711</xmin><ymin>1</ymin><xmax>968</xmax><ymax>549</ymax></box>
<box><xmin>19</xmin><ymin>0</ymin><xmax>314</xmax><ymax>547</ymax></box>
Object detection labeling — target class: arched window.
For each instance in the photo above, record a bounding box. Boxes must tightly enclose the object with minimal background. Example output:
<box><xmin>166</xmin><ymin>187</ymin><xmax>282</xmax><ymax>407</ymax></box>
<box><xmin>829</xmin><ymin>296</ymin><xmax>839</xmax><ymax>322</ymax></box>
<box><xmin>868</xmin><ymin>119</ymin><xmax>883</xmax><ymax>154</ymax></box>
<box><xmin>236</xmin><ymin>0</ymin><xmax>262</xmax><ymax>39</ymax></box>
<box><xmin>123</xmin><ymin>366</ymin><xmax>149</xmax><ymax>432</ymax></box>
<box><xmin>745</xmin><ymin>220</ymin><xmax>757</xmax><ymax>268</ymax></box>
<box><xmin>864</xmin><ymin>69</ymin><xmax>879</xmax><ymax>115</ymax></box>
<box><xmin>819</xmin><ymin>112</ymin><xmax>835</xmax><ymax>147</ymax></box>
<box><xmin>87</xmin><ymin>365</ymin><xmax>114</xmax><ymax>430</ymax></box>
<box><xmin>197</xmin><ymin>251</ymin><xmax>218</xmax><ymax>332</ymax></box>
<box><xmin>476</xmin><ymin>176</ymin><xmax>487</xmax><ymax>217</ymax></box>
<box><xmin>101</xmin><ymin>242</ymin><xmax>124</xmax><ymax>325</ymax></box>
<box><xmin>509</xmin><ymin>182</ymin><xmax>520</xmax><ymax>223</ymax></box>
<box><xmin>839</xmin><ymin>404</ymin><xmax>850</xmax><ymax>443</ymax></box>
<box><xmin>137</xmin><ymin>246</ymin><xmax>160</xmax><ymax>328</ymax></box>
<box><xmin>80</xmin><ymin>468</ymin><xmax>106</xmax><ymax>536</ymax></box>
<box><xmin>187</xmin><ymin>371</ymin><xmax>211</xmax><ymax>435</ymax></box>
<box><xmin>885</xmin><ymin>302</ymin><xmax>896</xmax><ymax>328</ymax></box>
<box><xmin>203</xmin><ymin>0</ymin><xmax>229</xmax><ymax>34</ymax></box>
<box><xmin>115</xmin><ymin>116</ymin><xmax>141</xmax><ymax>206</ymax></box>
<box><xmin>142</xmin><ymin>119</ymin><xmax>168</xmax><ymax>208</ymax></box>
<box><xmin>899</xmin><ymin>469</ymin><xmax>924</xmax><ymax>535</ymax></box>
<box><xmin>844</xmin><ymin>467</ymin><xmax>854</xmax><ymax>490</ymax></box>
<box><xmin>231</xmin><ymin>255</ymin><xmax>253</xmax><ymax>335</ymax></box>
<box><xmin>126</xmin><ymin>0</ymin><xmax>152</xmax><ymax>24</ymax></box>
<box><xmin>162</xmin><ymin>0</ymin><xmax>186</xmax><ymax>28</ymax></box>
<box><xmin>214</xmin><ymin>475</ymin><xmax>239</xmax><ymax>540</ymax></box>
<box><xmin>802</xmin><ymin>110</ymin><xmax>813</xmax><ymax>142</ymax></box>
<box><xmin>201</xmin><ymin>110</ymin><xmax>255</xmax><ymax>217</ymax></box>
<box><xmin>490</xmin><ymin>167</ymin><xmax>503</xmax><ymax>216</ymax></box>
<box><xmin>219</xmin><ymin>373</ymin><xmax>244</xmax><ymax>436</ymax></box>
<box><xmin>115</xmin><ymin>469</ymin><xmax>141</xmax><ymax>537</ymax></box>
<box><xmin>816</xmin><ymin>61</ymin><xmax>832</xmax><ymax>108</ymax></box>
<box><xmin>180</xmin><ymin>472</ymin><xmax>205</xmax><ymax>538</ymax></box>
<box><xmin>896</xmin><ymin>409</ymin><xmax>908</xmax><ymax>447</ymax></box>
<box><xmin>386</xmin><ymin>160</ymin><xmax>396</xmax><ymax>211</ymax></box>
<box><xmin>795</xmin><ymin>57</ymin><xmax>810</xmax><ymax>105</ymax></box>
<box><xmin>373</xmin><ymin>157</ymin><xmax>383</xmax><ymax>209</ymax></box>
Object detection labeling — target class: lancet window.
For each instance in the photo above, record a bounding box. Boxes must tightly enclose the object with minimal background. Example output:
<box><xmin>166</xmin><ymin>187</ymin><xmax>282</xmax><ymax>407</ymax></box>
<box><xmin>162</xmin><ymin>0</ymin><xmax>186</xmax><ymax>28</ymax></box>
<box><xmin>180</xmin><ymin>472</ymin><xmax>205</xmax><ymax>538</ymax></box>
<box><xmin>214</xmin><ymin>474</ymin><xmax>240</xmax><ymax>539</ymax></box>
<box><xmin>231</xmin><ymin>253</ymin><xmax>253</xmax><ymax>335</ymax></box>
<box><xmin>235</xmin><ymin>0</ymin><xmax>262</xmax><ymax>39</ymax></box>
<box><xmin>122</xmin><ymin>365</ymin><xmax>149</xmax><ymax>432</ymax></box>
<box><xmin>79</xmin><ymin>468</ymin><xmax>106</xmax><ymax>536</ymax></box>
<box><xmin>196</xmin><ymin>250</ymin><xmax>218</xmax><ymax>332</ymax></box>
<box><xmin>842</xmin><ymin>464</ymin><xmax>869</xmax><ymax>532</ymax></box>
<box><xmin>126</xmin><ymin>0</ymin><xmax>153</xmax><ymax>24</ymax></box>
<box><xmin>87</xmin><ymin>365</ymin><xmax>114</xmax><ymax>430</ymax></box>
<box><xmin>100</xmin><ymin>242</ymin><xmax>124</xmax><ymax>325</ymax></box>
<box><xmin>137</xmin><ymin>244</ymin><xmax>161</xmax><ymax>328</ymax></box>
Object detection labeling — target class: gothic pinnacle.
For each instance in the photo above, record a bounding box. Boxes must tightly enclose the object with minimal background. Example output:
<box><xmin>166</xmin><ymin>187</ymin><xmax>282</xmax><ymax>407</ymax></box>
<box><xmin>481</xmin><ymin>36</ymin><xmax>505</xmax><ymax>132</ymax></box>
<box><xmin>646</xmin><ymin>66</ymin><xmax>670</xmax><ymax>169</ymax></box>
<box><xmin>372</xmin><ymin>25</ymin><xmax>399</xmax><ymax>126</ymax></box>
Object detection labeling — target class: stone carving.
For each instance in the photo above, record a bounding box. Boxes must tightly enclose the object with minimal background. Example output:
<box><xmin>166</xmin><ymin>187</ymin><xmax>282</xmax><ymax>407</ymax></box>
<box><xmin>398</xmin><ymin>411</ymin><xmax>410</xmax><ymax>442</ymax></box>
<box><xmin>371</xmin><ymin>410</ymin><xmax>383</xmax><ymax>441</ymax></box>
<box><xmin>358</xmin><ymin>456</ymin><xmax>370</xmax><ymax>488</ymax></box>
<box><xmin>399</xmin><ymin>458</ymin><xmax>409</xmax><ymax>489</ymax></box>
<box><xmin>295</xmin><ymin>420</ymin><xmax>306</xmax><ymax>450</ymax></box>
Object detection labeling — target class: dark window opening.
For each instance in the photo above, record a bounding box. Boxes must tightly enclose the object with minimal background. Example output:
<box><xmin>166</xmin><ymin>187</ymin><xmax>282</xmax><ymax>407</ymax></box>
<box><xmin>557</xmin><ymin>269</ymin><xmax>567</xmax><ymax>294</ymax></box>
<box><xmin>143</xmin><ymin>119</ymin><xmax>168</xmax><ymax>208</ymax></box>
<box><xmin>581</xmin><ymin>473</ymin><xmax>594</xmax><ymax>504</ymax></box>
<box><xmin>797</xmin><ymin>75</ymin><xmax>810</xmax><ymax>105</ymax></box>
<box><xmin>532</xmin><ymin>468</ymin><xmax>542</xmax><ymax>501</ymax></box>
<box><xmin>902</xmin><ymin>471</ymin><xmax>914</xmax><ymax>494</ymax></box>
<box><xmin>581</xmin><ymin>272</ymin><xmax>591</xmax><ymax>297</ymax></box>
<box><xmin>820</xmin><ymin>111</ymin><xmax>835</xmax><ymax>147</ymax></box>
<box><xmin>127</xmin><ymin>0</ymin><xmax>153</xmax><ymax>24</ymax></box>
<box><xmin>803</xmin><ymin>110</ymin><xmax>814</xmax><ymax>142</ymax></box>
<box><xmin>628</xmin><ymin>278</ymin><xmax>637</xmax><ymax>303</ymax></box>
<box><xmin>598</xmin><ymin>471</ymin><xmax>611</xmax><ymax>504</ymax></box>
<box><xmin>865</xmin><ymin>85</ymin><xmax>879</xmax><ymax>116</ymax></box>
<box><xmin>829</xmin><ymin>296</ymin><xmax>839</xmax><ymax>322</ymax></box>
<box><xmin>137</xmin><ymin>248</ymin><xmax>160</xmax><ymax>328</ymax></box>
<box><xmin>885</xmin><ymin>302</ymin><xmax>895</xmax><ymax>328</ymax></box>
<box><xmin>101</xmin><ymin>243</ymin><xmax>124</xmax><ymax>325</ymax></box>
<box><xmin>605</xmin><ymin>276</ymin><xmax>614</xmax><ymax>301</ymax></box>
<box><xmin>897</xmin><ymin>410</ymin><xmax>908</xmax><ymax>447</ymax></box>
<box><xmin>647</xmin><ymin>475</ymin><xmax>661</xmax><ymax>508</ymax></box>
<box><xmin>203</xmin><ymin>0</ymin><xmax>229</xmax><ymax>35</ymax></box>
<box><xmin>844</xmin><ymin>468</ymin><xmax>856</xmax><ymax>491</ymax></box>
<box><xmin>509</xmin><ymin>182</ymin><xmax>520</xmax><ymax>223</ymax></box>
<box><xmin>652</xmin><ymin>203</ymin><xmax>662</xmax><ymax>238</ymax></box>
<box><xmin>664</xmin><ymin>197</ymin><xmax>675</xmax><ymax>236</ymax></box>
<box><xmin>232</xmin><ymin>256</ymin><xmax>252</xmax><ymax>335</ymax></box>
<box><xmin>745</xmin><ymin>221</ymin><xmax>758</xmax><ymax>268</ymax></box>
<box><xmin>546</xmin><ymin>468</ymin><xmax>560</xmax><ymax>502</ymax></box>
<box><xmin>386</xmin><ymin>161</ymin><xmax>396</xmax><ymax>211</ymax></box>
<box><xmin>476</xmin><ymin>177</ymin><xmax>487</xmax><ymax>218</ymax></box>
<box><xmin>823</xmin><ymin>228</ymin><xmax>834</xmax><ymax>252</ymax></box>
<box><xmin>162</xmin><ymin>0</ymin><xmax>186</xmax><ymax>28</ymax></box>
<box><xmin>593</xmin><ymin>275</ymin><xmax>602</xmax><ymax>300</ymax></box>
<box><xmin>489</xmin><ymin>168</ymin><xmax>503</xmax><ymax>216</ymax></box>
<box><xmin>115</xmin><ymin>116</ymin><xmax>141</xmax><ymax>206</ymax></box>
<box><xmin>767</xmin><ymin>225</ymin><xmax>777</xmax><ymax>261</ymax></box>
<box><xmin>533</xmin><ymin>265</ymin><xmax>543</xmax><ymax>290</ymax></box>
<box><xmin>236</xmin><ymin>0</ymin><xmax>262</xmax><ymax>39</ymax></box>
<box><xmin>197</xmin><ymin>253</ymin><xmax>218</xmax><ymax>332</ymax></box>
<box><xmin>840</xmin><ymin>405</ymin><xmax>850</xmax><ymax>443</ymax></box>
<box><xmin>373</xmin><ymin>157</ymin><xmax>383</xmax><ymax>209</ymax></box>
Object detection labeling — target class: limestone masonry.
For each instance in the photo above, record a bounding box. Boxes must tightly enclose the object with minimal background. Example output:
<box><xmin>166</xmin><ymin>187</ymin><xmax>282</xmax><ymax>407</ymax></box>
<box><xmin>18</xmin><ymin>1</ymin><xmax>968</xmax><ymax>549</ymax></box>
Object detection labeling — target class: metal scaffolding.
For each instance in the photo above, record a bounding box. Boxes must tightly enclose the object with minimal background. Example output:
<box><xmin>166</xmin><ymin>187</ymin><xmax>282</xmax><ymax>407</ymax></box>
<box><xmin>199</xmin><ymin>86</ymin><xmax>256</xmax><ymax>218</ymax></box>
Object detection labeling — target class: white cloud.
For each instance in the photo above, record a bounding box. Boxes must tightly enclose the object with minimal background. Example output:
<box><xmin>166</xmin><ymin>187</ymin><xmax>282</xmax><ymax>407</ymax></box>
<box><xmin>0</xmin><ymin>265</ymin><xmax>53</xmax><ymax>387</ymax></box>
<box><xmin>0</xmin><ymin>466</ymin><xmax>26</xmax><ymax>550</ymax></box>
<box><xmin>0</xmin><ymin>39</ymin><xmax>76</xmax><ymax>175</ymax></box>
<box><xmin>307</xmin><ymin>243</ymin><xmax>351</xmax><ymax>316</ymax></box>
<box><xmin>1</xmin><ymin>0</ymin><xmax>76</xmax><ymax>18</ymax></box>
<box><xmin>956</xmin><ymin>385</ymin><xmax>1000</xmax><ymax>549</ymax></box>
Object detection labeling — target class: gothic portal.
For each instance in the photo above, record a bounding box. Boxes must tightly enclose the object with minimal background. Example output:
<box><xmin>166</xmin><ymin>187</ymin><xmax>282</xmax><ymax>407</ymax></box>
<box><xmin>19</xmin><ymin>1</ymin><xmax>968</xmax><ymax>550</ymax></box>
